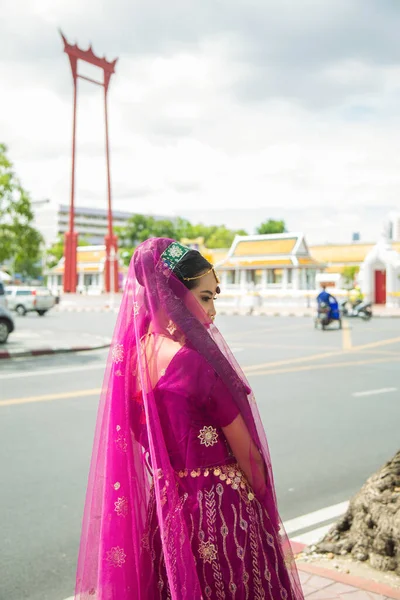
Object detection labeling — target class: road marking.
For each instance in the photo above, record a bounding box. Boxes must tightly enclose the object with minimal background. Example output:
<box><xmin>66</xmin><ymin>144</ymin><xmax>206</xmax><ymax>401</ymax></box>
<box><xmin>354</xmin><ymin>335</ymin><xmax>400</xmax><ymax>352</ymax></box>
<box><xmin>244</xmin><ymin>348</ymin><xmax>345</xmax><ymax>373</ymax></box>
<box><xmin>352</xmin><ymin>387</ymin><xmax>397</xmax><ymax>397</ymax></box>
<box><xmin>283</xmin><ymin>501</ymin><xmax>349</xmax><ymax>535</ymax></box>
<box><xmin>291</xmin><ymin>523</ymin><xmax>334</xmax><ymax>545</ymax></box>
<box><xmin>0</xmin><ymin>363</ymin><xmax>105</xmax><ymax>380</ymax></box>
<box><xmin>226</xmin><ymin>322</ymin><xmax>310</xmax><ymax>341</ymax></box>
<box><xmin>0</xmin><ymin>388</ymin><xmax>101</xmax><ymax>407</ymax></box>
<box><xmin>248</xmin><ymin>355</ymin><xmax>400</xmax><ymax>377</ymax></box>
<box><xmin>244</xmin><ymin>333</ymin><xmax>400</xmax><ymax>373</ymax></box>
<box><xmin>341</xmin><ymin>319</ymin><xmax>352</xmax><ymax>350</ymax></box>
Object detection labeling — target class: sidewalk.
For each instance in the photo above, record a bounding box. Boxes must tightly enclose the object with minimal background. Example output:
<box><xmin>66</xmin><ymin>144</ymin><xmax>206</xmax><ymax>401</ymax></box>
<box><xmin>0</xmin><ymin>326</ymin><xmax>111</xmax><ymax>360</ymax></box>
<box><xmin>292</xmin><ymin>542</ymin><xmax>400</xmax><ymax>600</ymax></box>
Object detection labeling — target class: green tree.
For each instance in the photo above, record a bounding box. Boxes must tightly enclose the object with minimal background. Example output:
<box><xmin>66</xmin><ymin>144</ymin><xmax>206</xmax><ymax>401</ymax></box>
<box><xmin>0</xmin><ymin>144</ymin><xmax>43</xmax><ymax>277</ymax></box>
<box><xmin>46</xmin><ymin>235</ymin><xmax>91</xmax><ymax>269</ymax></box>
<box><xmin>116</xmin><ymin>215</ymin><xmax>179</xmax><ymax>266</ymax></box>
<box><xmin>118</xmin><ymin>215</ymin><xmax>178</xmax><ymax>246</ymax></box>
<box><xmin>256</xmin><ymin>219</ymin><xmax>286</xmax><ymax>235</ymax></box>
<box><xmin>206</xmin><ymin>226</ymin><xmax>248</xmax><ymax>249</ymax></box>
<box><xmin>116</xmin><ymin>214</ymin><xmax>248</xmax><ymax>262</ymax></box>
<box><xmin>342</xmin><ymin>266</ymin><xmax>360</xmax><ymax>288</ymax></box>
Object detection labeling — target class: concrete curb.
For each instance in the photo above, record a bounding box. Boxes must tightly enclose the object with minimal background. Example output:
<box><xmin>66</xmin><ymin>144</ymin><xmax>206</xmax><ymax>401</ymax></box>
<box><xmin>55</xmin><ymin>306</ymin><xmax>119</xmax><ymax>313</ymax></box>
<box><xmin>0</xmin><ymin>341</ymin><xmax>111</xmax><ymax>360</ymax></box>
<box><xmin>292</xmin><ymin>542</ymin><xmax>400</xmax><ymax>599</ymax></box>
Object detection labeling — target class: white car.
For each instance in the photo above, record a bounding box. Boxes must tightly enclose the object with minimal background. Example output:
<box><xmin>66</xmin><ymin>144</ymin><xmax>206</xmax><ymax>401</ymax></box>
<box><xmin>0</xmin><ymin>305</ymin><xmax>15</xmax><ymax>343</ymax></box>
<box><xmin>6</xmin><ymin>286</ymin><xmax>56</xmax><ymax>316</ymax></box>
<box><xmin>0</xmin><ymin>280</ymin><xmax>7</xmax><ymax>309</ymax></box>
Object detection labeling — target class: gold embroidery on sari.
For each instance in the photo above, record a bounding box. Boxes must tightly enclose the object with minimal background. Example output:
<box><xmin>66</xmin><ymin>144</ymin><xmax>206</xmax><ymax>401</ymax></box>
<box><xmin>114</xmin><ymin>496</ymin><xmax>128</xmax><ymax>517</ymax></box>
<box><xmin>198</xmin><ymin>425</ymin><xmax>218</xmax><ymax>447</ymax></box>
<box><xmin>246</xmin><ymin>501</ymin><xmax>266</xmax><ymax>599</ymax></box>
<box><xmin>197</xmin><ymin>491</ymin><xmax>211</xmax><ymax>594</ymax></box>
<box><xmin>204</xmin><ymin>486</ymin><xmax>225</xmax><ymax>600</ymax></box>
<box><xmin>106</xmin><ymin>546</ymin><xmax>126</xmax><ymax>568</ymax></box>
<box><xmin>115</xmin><ymin>434</ymin><xmax>127</xmax><ymax>452</ymax></box>
<box><xmin>157</xmin><ymin>552</ymin><xmax>166</xmax><ymax>599</ymax></box>
<box><xmin>216</xmin><ymin>483</ymin><xmax>236</xmax><ymax>597</ymax></box>
<box><xmin>112</xmin><ymin>343</ymin><xmax>124</xmax><ymax>364</ymax></box>
<box><xmin>178</xmin><ymin>496</ymin><xmax>188</xmax><ymax>597</ymax></box>
<box><xmin>253</xmin><ymin>501</ymin><xmax>274</xmax><ymax>600</ymax></box>
<box><xmin>198</xmin><ymin>540</ymin><xmax>218</xmax><ymax>563</ymax></box>
<box><xmin>232</xmin><ymin>503</ymin><xmax>250</xmax><ymax>598</ymax></box>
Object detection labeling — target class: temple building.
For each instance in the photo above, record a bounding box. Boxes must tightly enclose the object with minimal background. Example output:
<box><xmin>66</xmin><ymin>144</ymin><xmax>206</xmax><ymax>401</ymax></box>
<box><xmin>216</xmin><ymin>233</ymin><xmax>320</xmax><ymax>290</ymax></box>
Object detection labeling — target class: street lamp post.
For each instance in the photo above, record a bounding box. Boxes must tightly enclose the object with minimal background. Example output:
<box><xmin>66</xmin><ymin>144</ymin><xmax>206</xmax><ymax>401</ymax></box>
<box><xmin>60</xmin><ymin>31</ymin><xmax>119</xmax><ymax>294</ymax></box>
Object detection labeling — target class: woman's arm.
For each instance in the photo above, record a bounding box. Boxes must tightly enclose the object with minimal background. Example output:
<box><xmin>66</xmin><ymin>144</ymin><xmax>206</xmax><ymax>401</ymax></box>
<box><xmin>222</xmin><ymin>414</ymin><xmax>267</xmax><ymax>496</ymax></box>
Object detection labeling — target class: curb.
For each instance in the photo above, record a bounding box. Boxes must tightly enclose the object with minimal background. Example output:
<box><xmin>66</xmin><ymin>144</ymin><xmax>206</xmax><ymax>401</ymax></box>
<box><xmin>292</xmin><ymin>542</ymin><xmax>400</xmax><ymax>600</ymax></box>
<box><xmin>0</xmin><ymin>341</ymin><xmax>111</xmax><ymax>360</ymax></box>
<box><xmin>55</xmin><ymin>306</ymin><xmax>119</xmax><ymax>313</ymax></box>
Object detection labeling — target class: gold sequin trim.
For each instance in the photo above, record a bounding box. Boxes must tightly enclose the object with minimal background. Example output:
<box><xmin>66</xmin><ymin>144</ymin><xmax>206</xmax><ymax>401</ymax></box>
<box><xmin>198</xmin><ymin>426</ymin><xmax>218</xmax><ymax>447</ymax></box>
<box><xmin>176</xmin><ymin>463</ymin><xmax>254</xmax><ymax>498</ymax></box>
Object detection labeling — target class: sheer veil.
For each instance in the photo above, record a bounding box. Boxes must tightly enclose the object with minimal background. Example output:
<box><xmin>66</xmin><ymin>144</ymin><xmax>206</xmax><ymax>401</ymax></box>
<box><xmin>75</xmin><ymin>237</ymin><xmax>303</xmax><ymax>599</ymax></box>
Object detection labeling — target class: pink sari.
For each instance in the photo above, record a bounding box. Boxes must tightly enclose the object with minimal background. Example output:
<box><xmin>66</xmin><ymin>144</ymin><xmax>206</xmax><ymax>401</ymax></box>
<box><xmin>75</xmin><ymin>238</ymin><xmax>304</xmax><ymax>600</ymax></box>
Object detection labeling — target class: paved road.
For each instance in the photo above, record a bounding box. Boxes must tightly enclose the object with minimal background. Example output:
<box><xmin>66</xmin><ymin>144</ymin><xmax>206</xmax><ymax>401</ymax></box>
<box><xmin>1</xmin><ymin>314</ymin><xmax>400</xmax><ymax>600</ymax></box>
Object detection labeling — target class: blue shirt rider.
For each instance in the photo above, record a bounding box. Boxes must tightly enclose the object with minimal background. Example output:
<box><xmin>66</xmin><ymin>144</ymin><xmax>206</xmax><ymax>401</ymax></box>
<box><xmin>317</xmin><ymin>284</ymin><xmax>340</xmax><ymax>320</ymax></box>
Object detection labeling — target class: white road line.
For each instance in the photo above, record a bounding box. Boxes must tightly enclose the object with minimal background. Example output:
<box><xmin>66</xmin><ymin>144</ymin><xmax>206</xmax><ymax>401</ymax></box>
<box><xmin>282</xmin><ymin>501</ymin><xmax>349</xmax><ymax>535</ymax></box>
<box><xmin>291</xmin><ymin>523</ymin><xmax>334</xmax><ymax>545</ymax></box>
<box><xmin>0</xmin><ymin>363</ymin><xmax>105</xmax><ymax>380</ymax></box>
<box><xmin>352</xmin><ymin>387</ymin><xmax>397</xmax><ymax>397</ymax></box>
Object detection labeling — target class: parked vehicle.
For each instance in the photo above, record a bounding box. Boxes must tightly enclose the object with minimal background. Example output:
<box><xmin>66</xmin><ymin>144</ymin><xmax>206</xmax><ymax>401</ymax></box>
<box><xmin>0</xmin><ymin>305</ymin><xmax>15</xmax><ymax>343</ymax></box>
<box><xmin>0</xmin><ymin>280</ymin><xmax>8</xmax><ymax>309</ymax></box>
<box><xmin>6</xmin><ymin>286</ymin><xmax>56</xmax><ymax>316</ymax></box>
<box><xmin>340</xmin><ymin>299</ymin><xmax>372</xmax><ymax>321</ymax></box>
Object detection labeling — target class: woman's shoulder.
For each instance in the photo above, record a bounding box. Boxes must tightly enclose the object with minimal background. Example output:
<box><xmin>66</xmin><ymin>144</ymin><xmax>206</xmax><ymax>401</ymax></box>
<box><xmin>179</xmin><ymin>345</ymin><xmax>215</xmax><ymax>373</ymax></box>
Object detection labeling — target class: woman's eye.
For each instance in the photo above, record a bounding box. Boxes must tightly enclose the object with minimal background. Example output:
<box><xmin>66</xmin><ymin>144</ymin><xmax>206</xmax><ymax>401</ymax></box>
<box><xmin>201</xmin><ymin>297</ymin><xmax>211</xmax><ymax>302</ymax></box>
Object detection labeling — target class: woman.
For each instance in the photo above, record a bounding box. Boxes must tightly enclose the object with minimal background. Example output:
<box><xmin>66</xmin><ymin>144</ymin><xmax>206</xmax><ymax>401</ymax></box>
<box><xmin>75</xmin><ymin>238</ymin><xmax>304</xmax><ymax>600</ymax></box>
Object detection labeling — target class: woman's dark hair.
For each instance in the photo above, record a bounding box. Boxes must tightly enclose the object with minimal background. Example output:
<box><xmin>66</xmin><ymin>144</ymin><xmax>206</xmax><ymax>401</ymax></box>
<box><xmin>173</xmin><ymin>250</ymin><xmax>214</xmax><ymax>290</ymax></box>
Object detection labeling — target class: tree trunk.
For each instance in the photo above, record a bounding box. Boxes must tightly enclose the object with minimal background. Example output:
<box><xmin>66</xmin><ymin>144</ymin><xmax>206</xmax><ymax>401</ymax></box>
<box><xmin>313</xmin><ymin>450</ymin><xmax>400</xmax><ymax>574</ymax></box>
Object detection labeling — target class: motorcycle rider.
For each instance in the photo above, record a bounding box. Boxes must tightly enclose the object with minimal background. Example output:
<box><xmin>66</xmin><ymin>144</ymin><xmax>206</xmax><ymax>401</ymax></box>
<box><xmin>348</xmin><ymin>284</ymin><xmax>364</xmax><ymax>308</ymax></box>
<box><xmin>317</xmin><ymin>283</ymin><xmax>340</xmax><ymax>323</ymax></box>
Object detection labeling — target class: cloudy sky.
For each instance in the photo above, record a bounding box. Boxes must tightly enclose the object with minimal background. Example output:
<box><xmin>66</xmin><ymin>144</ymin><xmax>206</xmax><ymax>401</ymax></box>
<box><xmin>2</xmin><ymin>0</ymin><xmax>400</xmax><ymax>243</ymax></box>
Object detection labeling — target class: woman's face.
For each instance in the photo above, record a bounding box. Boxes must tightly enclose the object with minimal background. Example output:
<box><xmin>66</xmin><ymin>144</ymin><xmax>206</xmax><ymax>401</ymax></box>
<box><xmin>190</xmin><ymin>270</ymin><xmax>219</xmax><ymax>322</ymax></box>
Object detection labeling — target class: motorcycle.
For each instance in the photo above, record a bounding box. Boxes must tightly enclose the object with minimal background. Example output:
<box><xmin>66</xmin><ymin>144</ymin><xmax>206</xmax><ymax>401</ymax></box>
<box><xmin>315</xmin><ymin>300</ymin><xmax>342</xmax><ymax>330</ymax></box>
<box><xmin>339</xmin><ymin>299</ymin><xmax>372</xmax><ymax>321</ymax></box>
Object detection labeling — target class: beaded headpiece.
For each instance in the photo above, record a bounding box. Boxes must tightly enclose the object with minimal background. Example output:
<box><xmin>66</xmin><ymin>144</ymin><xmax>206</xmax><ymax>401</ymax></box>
<box><xmin>160</xmin><ymin>241</ymin><xmax>191</xmax><ymax>270</ymax></box>
<box><xmin>160</xmin><ymin>242</ymin><xmax>220</xmax><ymax>284</ymax></box>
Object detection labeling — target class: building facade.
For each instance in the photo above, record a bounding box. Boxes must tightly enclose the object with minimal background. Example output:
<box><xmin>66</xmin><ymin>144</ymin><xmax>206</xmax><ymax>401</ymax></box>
<box><xmin>33</xmin><ymin>203</ymin><xmax>170</xmax><ymax>247</ymax></box>
<box><xmin>216</xmin><ymin>233</ymin><xmax>320</xmax><ymax>291</ymax></box>
<box><xmin>48</xmin><ymin>245</ymin><xmax>127</xmax><ymax>294</ymax></box>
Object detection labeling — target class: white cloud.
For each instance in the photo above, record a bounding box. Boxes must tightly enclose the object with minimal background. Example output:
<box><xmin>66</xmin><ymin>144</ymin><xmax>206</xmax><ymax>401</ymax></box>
<box><xmin>2</xmin><ymin>0</ymin><xmax>400</xmax><ymax>243</ymax></box>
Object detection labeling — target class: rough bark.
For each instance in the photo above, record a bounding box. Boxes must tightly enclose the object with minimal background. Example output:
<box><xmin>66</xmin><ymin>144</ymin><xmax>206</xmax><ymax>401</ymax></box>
<box><xmin>313</xmin><ymin>450</ymin><xmax>400</xmax><ymax>574</ymax></box>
